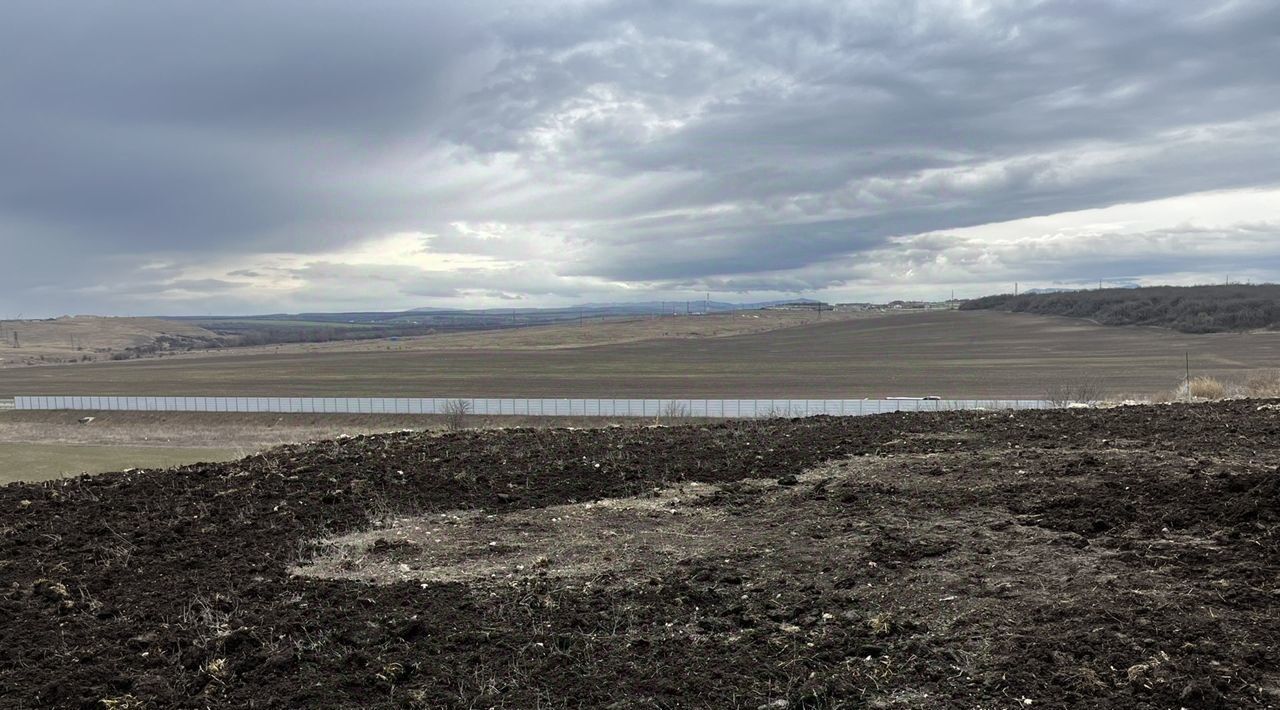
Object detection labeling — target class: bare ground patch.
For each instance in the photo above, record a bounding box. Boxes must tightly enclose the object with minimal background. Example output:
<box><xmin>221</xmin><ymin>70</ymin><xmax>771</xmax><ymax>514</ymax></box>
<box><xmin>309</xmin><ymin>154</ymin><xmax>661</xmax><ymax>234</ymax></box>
<box><xmin>295</xmin><ymin>480</ymin><xmax>742</xmax><ymax>584</ymax></box>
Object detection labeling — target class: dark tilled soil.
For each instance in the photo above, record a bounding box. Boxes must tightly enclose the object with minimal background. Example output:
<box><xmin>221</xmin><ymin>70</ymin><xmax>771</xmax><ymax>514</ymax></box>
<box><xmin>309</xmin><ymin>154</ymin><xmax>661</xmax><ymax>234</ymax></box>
<box><xmin>2</xmin><ymin>402</ymin><xmax>1279</xmax><ymax>708</ymax></box>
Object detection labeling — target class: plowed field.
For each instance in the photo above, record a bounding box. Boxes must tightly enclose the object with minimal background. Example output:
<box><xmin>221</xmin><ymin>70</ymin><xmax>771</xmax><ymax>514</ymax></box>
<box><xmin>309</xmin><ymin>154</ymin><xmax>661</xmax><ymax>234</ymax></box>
<box><xmin>2</xmin><ymin>401</ymin><xmax>1278</xmax><ymax>708</ymax></box>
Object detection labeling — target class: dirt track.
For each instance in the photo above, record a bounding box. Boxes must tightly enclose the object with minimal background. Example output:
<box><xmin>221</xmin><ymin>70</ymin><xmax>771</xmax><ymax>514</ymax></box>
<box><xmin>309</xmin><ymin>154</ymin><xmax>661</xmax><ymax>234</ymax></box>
<box><xmin>1</xmin><ymin>402</ymin><xmax>1278</xmax><ymax>708</ymax></box>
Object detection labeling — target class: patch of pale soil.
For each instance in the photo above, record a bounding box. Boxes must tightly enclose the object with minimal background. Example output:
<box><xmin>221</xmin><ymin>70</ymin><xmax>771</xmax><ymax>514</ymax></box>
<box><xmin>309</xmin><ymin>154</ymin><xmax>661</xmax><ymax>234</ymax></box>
<box><xmin>292</xmin><ymin>453</ymin><xmax>1097</xmax><ymax>597</ymax></box>
<box><xmin>294</xmin><ymin>480</ymin><xmax>764</xmax><ymax>585</ymax></box>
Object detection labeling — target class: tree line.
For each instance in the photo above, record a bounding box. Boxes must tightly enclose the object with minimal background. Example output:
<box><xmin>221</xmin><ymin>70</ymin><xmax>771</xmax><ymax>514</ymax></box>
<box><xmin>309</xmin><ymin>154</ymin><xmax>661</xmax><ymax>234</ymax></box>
<box><xmin>961</xmin><ymin>284</ymin><xmax>1280</xmax><ymax>333</ymax></box>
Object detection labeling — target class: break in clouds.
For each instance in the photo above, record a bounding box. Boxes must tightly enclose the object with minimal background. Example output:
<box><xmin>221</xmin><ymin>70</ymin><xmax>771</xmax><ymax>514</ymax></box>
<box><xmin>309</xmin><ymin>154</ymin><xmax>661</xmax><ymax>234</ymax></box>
<box><xmin>3</xmin><ymin>0</ymin><xmax>1280</xmax><ymax>315</ymax></box>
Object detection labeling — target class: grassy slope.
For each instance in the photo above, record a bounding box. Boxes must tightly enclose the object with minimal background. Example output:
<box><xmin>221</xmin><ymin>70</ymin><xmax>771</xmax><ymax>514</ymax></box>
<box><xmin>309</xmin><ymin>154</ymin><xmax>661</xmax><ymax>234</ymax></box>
<box><xmin>0</xmin><ymin>443</ymin><xmax>239</xmax><ymax>483</ymax></box>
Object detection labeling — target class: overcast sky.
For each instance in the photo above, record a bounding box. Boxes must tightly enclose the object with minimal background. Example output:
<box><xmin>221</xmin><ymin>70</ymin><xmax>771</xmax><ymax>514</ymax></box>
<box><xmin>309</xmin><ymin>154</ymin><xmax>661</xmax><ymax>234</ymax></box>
<box><xmin>3</xmin><ymin>0</ymin><xmax>1279</xmax><ymax>316</ymax></box>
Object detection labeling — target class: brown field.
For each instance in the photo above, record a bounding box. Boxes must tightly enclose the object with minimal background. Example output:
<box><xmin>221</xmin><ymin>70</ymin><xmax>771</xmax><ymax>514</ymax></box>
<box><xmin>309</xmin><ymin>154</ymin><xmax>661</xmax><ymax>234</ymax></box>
<box><xmin>98</xmin><ymin>308</ymin><xmax>859</xmax><ymax>362</ymax></box>
<box><xmin>0</xmin><ymin>315</ymin><xmax>218</xmax><ymax>367</ymax></box>
<box><xmin>3</xmin><ymin>310</ymin><xmax>1279</xmax><ymax>399</ymax></box>
<box><xmin>4</xmin><ymin>402</ymin><xmax>1278</xmax><ymax>707</ymax></box>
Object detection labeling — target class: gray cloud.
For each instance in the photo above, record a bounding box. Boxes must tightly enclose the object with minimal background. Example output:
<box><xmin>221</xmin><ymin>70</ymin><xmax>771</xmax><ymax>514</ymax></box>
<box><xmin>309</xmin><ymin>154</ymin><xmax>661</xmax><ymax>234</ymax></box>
<box><xmin>2</xmin><ymin>0</ymin><xmax>1280</xmax><ymax>315</ymax></box>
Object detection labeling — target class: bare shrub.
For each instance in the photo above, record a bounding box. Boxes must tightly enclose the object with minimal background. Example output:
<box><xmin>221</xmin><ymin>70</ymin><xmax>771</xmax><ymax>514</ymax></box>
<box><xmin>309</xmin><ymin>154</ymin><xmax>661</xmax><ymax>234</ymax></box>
<box><xmin>1244</xmin><ymin>370</ymin><xmax>1280</xmax><ymax>399</ymax></box>
<box><xmin>657</xmin><ymin>400</ymin><xmax>690</xmax><ymax>423</ymax></box>
<box><xmin>1187</xmin><ymin>376</ymin><xmax>1227</xmax><ymax>400</ymax></box>
<box><xmin>442</xmin><ymin>398</ymin><xmax>472</xmax><ymax>432</ymax></box>
<box><xmin>1044</xmin><ymin>377</ymin><xmax>1106</xmax><ymax>406</ymax></box>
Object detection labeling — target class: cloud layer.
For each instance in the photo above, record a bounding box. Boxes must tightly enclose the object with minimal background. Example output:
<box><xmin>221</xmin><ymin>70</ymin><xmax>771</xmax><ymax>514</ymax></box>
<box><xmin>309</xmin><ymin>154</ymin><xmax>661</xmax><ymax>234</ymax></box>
<box><xmin>3</xmin><ymin>0</ymin><xmax>1280</xmax><ymax>315</ymax></box>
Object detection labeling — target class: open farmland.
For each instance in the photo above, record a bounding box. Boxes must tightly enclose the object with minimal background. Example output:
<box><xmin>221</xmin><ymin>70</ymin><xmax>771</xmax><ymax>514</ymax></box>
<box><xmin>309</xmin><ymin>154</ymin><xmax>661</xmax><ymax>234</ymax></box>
<box><xmin>2</xmin><ymin>401</ymin><xmax>1278</xmax><ymax>708</ymax></box>
<box><xmin>3</xmin><ymin>310</ymin><xmax>1280</xmax><ymax>399</ymax></box>
<box><xmin>127</xmin><ymin>309</ymin><xmax>858</xmax><ymax>359</ymax></box>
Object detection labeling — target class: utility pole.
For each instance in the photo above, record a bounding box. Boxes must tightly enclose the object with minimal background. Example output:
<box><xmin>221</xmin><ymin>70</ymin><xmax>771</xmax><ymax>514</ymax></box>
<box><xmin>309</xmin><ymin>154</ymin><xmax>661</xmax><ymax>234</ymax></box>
<box><xmin>1014</xmin><ymin>282</ymin><xmax>1019</xmax><ymax>296</ymax></box>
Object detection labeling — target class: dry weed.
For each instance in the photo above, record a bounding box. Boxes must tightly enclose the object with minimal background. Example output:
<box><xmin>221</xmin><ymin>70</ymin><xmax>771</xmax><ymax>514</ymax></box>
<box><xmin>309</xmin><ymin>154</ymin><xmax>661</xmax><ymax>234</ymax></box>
<box><xmin>1187</xmin><ymin>376</ymin><xmax>1227</xmax><ymax>400</ymax></box>
<box><xmin>1244</xmin><ymin>370</ymin><xmax>1280</xmax><ymax>398</ymax></box>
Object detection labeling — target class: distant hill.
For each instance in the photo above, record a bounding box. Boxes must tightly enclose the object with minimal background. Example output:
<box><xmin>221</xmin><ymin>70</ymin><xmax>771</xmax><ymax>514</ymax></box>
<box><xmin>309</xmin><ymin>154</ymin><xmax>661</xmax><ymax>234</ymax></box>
<box><xmin>411</xmin><ymin>298</ymin><xmax>821</xmax><ymax>316</ymax></box>
<box><xmin>169</xmin><ymin>299</ymin><xmax>829</xmax><ymax>350</ymax></box>
<box><xmin>962</xmin><ymin>284</ymin><xmax>1280</xmax><ymax>333</ymax></box>
<box><xmin>0</xmin><ymin>316</ymin><xmax>222</xmax><ymax>366</ymax></box>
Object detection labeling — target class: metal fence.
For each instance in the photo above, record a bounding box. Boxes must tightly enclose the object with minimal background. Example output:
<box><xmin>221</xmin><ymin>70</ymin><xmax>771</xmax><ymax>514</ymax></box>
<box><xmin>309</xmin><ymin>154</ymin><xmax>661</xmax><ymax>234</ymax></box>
<box><xmin>11</xmin><ymin>395</ymin><xmax>1051</xmax><ymax>418</ymax></box>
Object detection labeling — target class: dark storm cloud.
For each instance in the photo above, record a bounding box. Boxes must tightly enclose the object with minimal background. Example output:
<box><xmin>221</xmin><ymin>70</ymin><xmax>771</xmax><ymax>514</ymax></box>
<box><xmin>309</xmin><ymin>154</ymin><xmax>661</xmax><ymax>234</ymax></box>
<box><xmin>3</xmin><ymin>0</ymin><xmax>1280</xmax><ymax>315</ymax></box>
<box><xmin>0</xmin><ymin>0</ymin><xmax>497</xmax><ymax>254</ymax></box>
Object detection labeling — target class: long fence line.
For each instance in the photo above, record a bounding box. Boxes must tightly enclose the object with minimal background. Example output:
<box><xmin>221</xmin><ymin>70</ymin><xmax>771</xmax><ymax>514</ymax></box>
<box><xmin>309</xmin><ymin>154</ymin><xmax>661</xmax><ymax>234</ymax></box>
<box><xmin>7</xmin><ymin>395</ymin><xmax>1052</xmax><ymax>418</ymax></box>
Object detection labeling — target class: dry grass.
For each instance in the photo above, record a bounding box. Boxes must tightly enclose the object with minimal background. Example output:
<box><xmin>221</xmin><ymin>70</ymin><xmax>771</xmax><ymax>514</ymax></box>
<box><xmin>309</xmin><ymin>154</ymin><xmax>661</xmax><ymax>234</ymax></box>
<box><xmin>1187</xmin><ymin>376</ymin><xmax>1228</xmax><ymax>399</ymax></box>
<box><xmin>1243</xmin><ymin>370</ymin><xmax>1280</xmax><ymax>398</ymax></box>
<box><xmin>1144</xmin><ymin>371</ymin><xmax>1280</xmax><ymax>403</ymax></box>
<box><xmin>0</xmin><ymin>443</ymin><xmax>241</xmax><ymax>483</ymax></box>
